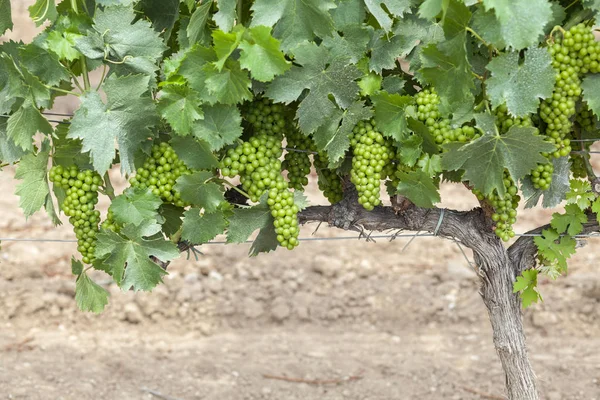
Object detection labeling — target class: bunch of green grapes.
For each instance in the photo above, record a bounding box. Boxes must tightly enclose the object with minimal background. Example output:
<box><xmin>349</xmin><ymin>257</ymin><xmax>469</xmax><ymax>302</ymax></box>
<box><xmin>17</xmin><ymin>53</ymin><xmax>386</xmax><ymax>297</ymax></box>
<box><xmin>473</xmin><ymin>170</ymin><xmax>519</xmax><ymax>242</ymax></box>
<box><xmin>282</xmin><ymin>128</ymin><xmax>314</xmax><ymax>190</ymax></box>
<box><xmin>349</xmin><ymin>119</ymin><xmax>395</xmax><ymax>210</ymax></box>
<box><xmin>571</xmin><ymin>103</ymin><xmax>597</xmax><ymax>178</ymax></box>
<box><xmin>220</xmin><ymin>98</ymin><xmax>300</xmax><ymax>250</ymax></box>
<box><xmin>314</xmin><ymin>151</ymin><xmax>343</xmax><ymax>204</ymax></box>
<box><xmin>493</xmin><ymin>104</ymin><xmax>534</xmax><ymax>134</ymax></box>
<box><xmin>415</xmin><ymin>88</ymin><xmax>478</xmax><ymax>144</ymax></box>
<box><xmin>537</xmin><ymin>24</ymin><xmax>600</xmax><ymax>187</ymax></box>
<box><xmin>49</xmin><ymin>165</ymin><xmax>102</xmax><ymax>264</ymax></box>
<box><xmin>129</xmin><ymin>142</ymin><xmax>191</xmax><ymax>207</ymax></box>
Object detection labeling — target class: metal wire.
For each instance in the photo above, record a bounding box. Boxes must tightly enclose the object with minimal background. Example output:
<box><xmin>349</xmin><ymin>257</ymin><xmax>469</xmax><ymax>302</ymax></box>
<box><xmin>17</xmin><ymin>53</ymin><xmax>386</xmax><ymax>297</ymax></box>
<box><xmin>1</xmin><ymin>232</ymin><xmax>599</xmax><ymax>244</ymax></box>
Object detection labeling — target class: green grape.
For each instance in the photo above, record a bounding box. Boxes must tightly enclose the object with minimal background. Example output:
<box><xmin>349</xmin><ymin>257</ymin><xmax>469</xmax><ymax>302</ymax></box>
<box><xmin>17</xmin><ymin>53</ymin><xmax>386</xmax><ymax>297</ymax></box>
<box><xmin>220</xmin><ymin>98</ymin><xmax>300</xmax><ymax>250</ymax></box>
<box><xmin>314</xmin><ymin>151</ymin><xmax>343</xmax><ymax>204</ymax></box>
<box><xmin>349</xmin><ymin>119</ymin><xmax>395</xmax><ymax>211</ymax></box>
<box><xmin>493</xmin><ymin>104</ymin><xmax>533</xmax><ymax>134</ymax></box>
<box><xmin>49</xmin><ymin>165</ymin><xmax>102</xmax><ymax>264</ymax></box>
<box><xmin>129</xmin><ymin>142</ymin><xmax>191</xmax><ymax>207</ymax></box>
<box><xmin>416</xmin><ymin>88</ymin><xmax>478</xmax><ymax>145</ymax></box>
<box><xmin>473</xmin><ymin>170</ymin><xmax>519</xmax><ymax>242</ymax></box>
<box><xmin>571</xmin><ymin>102</ymin><xmax>597</xmax><ymax>178</ymax></box>
<box><xmin>283</xmin><ymin>127</ymin><xmax>314</xmax><ymax>190</ymax></box>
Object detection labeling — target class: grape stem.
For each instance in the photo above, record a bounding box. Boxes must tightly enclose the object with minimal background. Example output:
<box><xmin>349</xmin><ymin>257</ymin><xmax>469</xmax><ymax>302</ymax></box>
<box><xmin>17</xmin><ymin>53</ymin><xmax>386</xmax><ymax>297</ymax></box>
<box><xmin>102</xmin><ymin>172</ymin><xmax>116</xmax><ymax>200</ymax></box>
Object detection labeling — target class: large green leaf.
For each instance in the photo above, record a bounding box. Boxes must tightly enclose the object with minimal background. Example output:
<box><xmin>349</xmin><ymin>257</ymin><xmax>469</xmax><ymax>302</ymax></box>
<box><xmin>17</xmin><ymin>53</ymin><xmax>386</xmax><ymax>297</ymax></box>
<box><xmin>192</xmin><ymin>104</ymin><xmax>243</xmax><ymax>151</ymax></box>
<box><xmin>6</xmin><ymin>104</ymin><xmax>53</xmax><ymax>151</ymax></box>
<box><xmin>581</xmin><ymin>74</ymin><xmax>600</xmax><ymax>118</ymax></box>
<box><xmin>95</xmin><ymin>229</ymin><xmax>178</xmax><ymax>291</ymax></box>
<box><xmin>266</xmin><ymin>42</ymin><xmax>361</xmax><ymax>134</ymax></box>
<box><xmin>182</xmin><ymin>208</ymin><xmax>227</xmax><ymax>245</ymax></box>
<box><xmin>174</xmin><ymin>171</ymin><xmax>225</xmax><ymax>212</ymax></box>
<box><xmin>442</xmin><ymin>122</ymin><xmax>555</xmax><ymax>195</ymax></box>
<box><xmin>372</xmin><ymin>92</ymin><xmax>414</xmax><ymax>141</ymax></box>
<box><xmin>486</xmin><ymin>47</ymin><xmax>555</xmax><ymax>117</ymax></box>
<box><xmin>396</xmin><ymin>169</ymin><xmax>440</xmax><ymax>208</ymax></box>
<box><xmin>313</xmin><ymin>100</ymin><xmax>373</xmax><ymax>167</ymax></box>
<box><xmin>239</xmin><ymin>26</ymin><xmax>291</xmax><ymax>82</ymax></box>
<box><xmin>157</xmin><ymin>85</ymin><xmax>204</xmax><ymax>136</ymax></box>
<box><xmin>482</xmin><ymin>0</ymin><xmax>552</xmax><ymax>50</ymax></box>
<box><xmin>68</xmin><ymin>74</ymin><xmax>158</xmax><ymax>176</ymax></box>
<box><xmin>14</xmin><ymin>147</ymin><xmax>53</xmax><ymax>218</ymax></box>
<box><xmin>251</xmin><ymin>0</ymin><xmax>336</xmax><ymax>51</ymax></box>
<box><xmin>0</xmin><ymin>0</ymin><xmax>12</xmax><ymax>34</ymax></box>
<box><xmin>364</xmin><ymin>0</ymin><xmax>414</xmax><ymax>32</ymax></box>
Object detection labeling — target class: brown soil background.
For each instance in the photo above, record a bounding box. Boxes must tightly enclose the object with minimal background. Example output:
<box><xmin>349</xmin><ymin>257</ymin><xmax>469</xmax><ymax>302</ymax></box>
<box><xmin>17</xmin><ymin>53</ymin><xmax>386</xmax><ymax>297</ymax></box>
<box><xmin>1</xmin><ymin>2</ymin><xmax>600</xmax><ymax>399</ymax></box>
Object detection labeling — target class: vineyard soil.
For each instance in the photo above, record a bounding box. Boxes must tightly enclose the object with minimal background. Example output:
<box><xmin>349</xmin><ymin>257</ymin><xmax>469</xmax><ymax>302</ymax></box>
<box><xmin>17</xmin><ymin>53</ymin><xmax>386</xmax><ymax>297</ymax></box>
<box><xmin>1</xmin><ymin>170</ymin><xmax>600</xmax><ymax>400</ymax></box>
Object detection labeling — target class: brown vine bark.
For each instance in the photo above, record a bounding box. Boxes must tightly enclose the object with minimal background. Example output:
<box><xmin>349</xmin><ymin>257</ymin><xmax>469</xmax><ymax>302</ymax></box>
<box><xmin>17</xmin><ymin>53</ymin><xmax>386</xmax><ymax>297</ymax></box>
<box><xmin>297</xmin><ymin>186</ymin><xmax>541</xmax><ymax>400</ymax></box>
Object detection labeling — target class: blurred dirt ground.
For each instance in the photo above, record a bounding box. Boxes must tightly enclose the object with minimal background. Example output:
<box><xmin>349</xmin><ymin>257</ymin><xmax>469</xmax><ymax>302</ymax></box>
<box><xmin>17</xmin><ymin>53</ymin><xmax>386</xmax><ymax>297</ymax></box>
<box><xmin>2</xmin><ymin>1</ymin><xmax>600</xmax><ymax>399</ymax></box>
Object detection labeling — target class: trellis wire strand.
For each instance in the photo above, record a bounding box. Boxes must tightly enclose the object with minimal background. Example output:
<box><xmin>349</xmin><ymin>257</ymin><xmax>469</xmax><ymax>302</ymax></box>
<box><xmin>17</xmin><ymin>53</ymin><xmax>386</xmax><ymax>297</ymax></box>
<box><xmin>1</xmin><ymin>232</ymin><xmax>599</xmax><ymax>244</ymax></box>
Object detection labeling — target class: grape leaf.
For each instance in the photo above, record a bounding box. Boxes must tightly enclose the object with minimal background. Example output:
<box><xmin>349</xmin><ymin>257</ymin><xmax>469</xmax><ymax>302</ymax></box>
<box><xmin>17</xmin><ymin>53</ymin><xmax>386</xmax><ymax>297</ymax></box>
<box><xmin>364</xmin><ymin>0</ymin><xmax>414</xmax><ymax>32</ymax></box>
<box><xmin>6</xmin><ymin>104</ymin><xmax>53</xmax><ymax>151</ymax></box>
<box><xmin>18</xmin><ymin>43</ymin><xmax>70</xmax><ymax>86</ymax></box>
<box><xmin>521</xmin><ymin>156</ymin><xmax>570</xmax><ymax>208</ymax></box>
<box><xmin>109</xmin><ymin>187</ymin><xmax>163</xmax><ymax>236</ymax></box>
<box><xmin>178</xmin><ymin>45</ymin><xmax>219</xmax><ymax>103</ymax></box>
<box><xmin>266</xmin><ymin>42</ymin><xmax>361</xmax><ymax>134</ymax></box>
<box><xmin>0</xmin><ymin>0</ymin><xmax>12</xmax><ymax>34</ymax></box>
<box><xmin>382</xmin><ymin>76</ymin><xmax>406</xmax><ymax>94</ymax></box>
<box><xmin>250</xmin><ymin>0</ymin><xmax>336</xmax><ymax>51</ymax></box>
<box><xmin>322</xmin><ymin>27</ymin><xmax>372</xmax><ymax>66</ymax></box>
<box><xmin>14</xmin><ymin>147</ymin><xmax>52</xmax><ymax>218</ymax></box>
<box><xmin>395</xmin><ymin>169</ymin><xmax>440</xmax><ymax>208</ymax></box>
<box><xmin>486</xmin><ymin>47</ymin><xmax>555</xmax><ymax>117</ymax></box>
<box><xmin>75</xmin><ymin>270</ymin><xmax>110</xmax><ymax>313</ymax></box>
<box><xmin>550</xmin><ymin>204</ymin><xmax>587</xmax><ymax>236</ymax></box>
<box><xmin>75</xmin><ymin>5</ymin><xmax>166</xmax><ymax>69</ymax></box>
<box><xmin>239</xmin><ymin>26</ymin><xmax>291</xmax><ymax>82</ymax></box>
<box><xmin>159</xmin><ymin>204</ymin><xmax>184</xmax><ymax>237</ymax></box>
<box><xmin>312</xmin><ymin>100</ymin><xmax>373</xmax><ymax>167</ymax></box>
<box><xmin>482</xmin><ymin>0</ymin><xmax>552</xmax><ymax>50</ymax></box>
<box><xmin>471</xmin><ymin>7</ymin><xmax>505</xmax><ymax>49</ymax></box>
<box><xmin>0</xmin><ymin>119</ymin><xmax>27</xmax><ymax>163</ymax></box>
<box><xmin>370</xmin><ymin>15</ymin><xmax>443</xmax><ymax>74</ymax></box>
<box><xmin>358</xmin><ymin>73</ymin><xmax>382</xmax><ymax>96</ymax></box>
<box><xmin>138</xmin><ymin>0</ymin><xmax>179</xmax><ymax>36</ymax></box>
<box><xmin>226</xmin><ymin>200</ymin><xmax>273</xmax><ymax>244</ymax></box>
<box><xmin>214</xmin><ymin>0</ymin><xmax>237</xmax><ymax>32</ymax></box>
<box><xmin>157</xmin><ymin>85</ymin><xmax>203</xmax><ymax>136</ymax></box>
<box><xmin>419</xmin><ymin>35</ymin><xmax>474</xmax><ymax>116</ymax></box>
<box><xmin>581</xmin><ymin>74</ymin><xmax>600</xmax><ymax>118</ymax></box>
<box><xmin>181</xmin><ymin>208</ymin><xmax>227</xmax><ymax>244</ymax></box>
<box><xmin>513</xmin><ymin>269</ymin><xmax>541</xmax><ymax>308</ymax></box>
<box><xmin>204</xmin><ymin>60</ymin><xmax>253</xmax><ymax>105</ymax></box>
<box><xmin>46</xmin><ymin>30</ymin><xmax>82</xmax><ymax>61</ymax></box>
<box><xmin>417</xmin><ymin>153</ymin><xmax>442</xmax><ymax>177</ymax></box>
<box><xmin>418</xmin><ymin>0</ymin><xmax>447</xmax><ymax>19</ymax></box>
<box><xmin>0</xmin><ymin>54</ymin><xmax>25</xmax><ymax>114</ymax></box>
<box><xmin>442</xmin><ymin>125</ymin><xmax>555</xmax><ymax>195</ymax></box>
<box><xmin>212</xmin><ymin>28</ymin><xmax>245</xmax><ymax>70</ymax></box>
<box><xmin>96</xmin><ymin>0</ymin><xmax>135</xmax><ymax>4</ymax></box>
<box><xmin>29</xmin><ymin>0</ymin><xmax>58</xmax><ymax>27</ymax></box>
<box><xmin>174</xmin><ymin>171</ymin><xmax>225</xmax><ymax>212</ymax></box>
<box><xmin>249</xmin><ymin>222</ymin><xmax>278</xmax><ymax>256</ymax></box>
<box><xmin>187</xmin><ymin>0</ymin><xmax>212</xmax><ymax>46</ymax></box>
<box><xmin>192</xmin><ymin>104</ymin><xmax>243</xmax><ymax>151</ymax></box>
<box><xmin>534</xmin><ymin>229</ymin><xmax>576</xmax><ymax>272</ymax></box>
<box><xmin>170</xmin><ymin>136</ymin><xmax>219</xmax><ymax>170</ymax></box>
<box><xmin>372</xmin><ymin>92</ymin><xmax>414</xmax><ymax>141</ymax></box>
<box><xmin>95</xmin><ymin>229</ymin><xmax>178</xmax><ymax>291</ymax></box>
<box><xmin>68</xmin><ymin>74</ymin><xmax>159</xmax><ymax>176</ymax></box>
<box><xmin>331</xmin><ymin>0</ymin><xmax>366</xmax><ymax>29</ymax></box>
<box><xmin>566</xmin><ymin>179</ymin><xmax>595</xmax><ymax>210</ymax></box>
